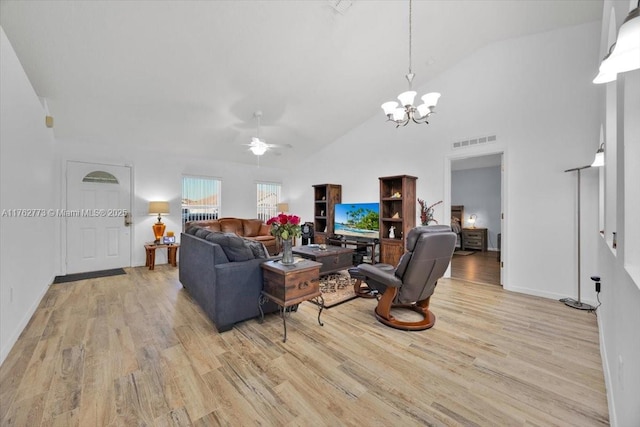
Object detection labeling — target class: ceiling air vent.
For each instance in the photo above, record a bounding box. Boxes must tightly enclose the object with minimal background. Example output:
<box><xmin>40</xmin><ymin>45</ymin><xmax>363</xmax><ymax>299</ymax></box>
<box><xmin>328</xmin><ymin>0</ymin><xmax>353</xmax><ymax>14</ymax></box>
<box><xmin>452</xmin><ymin>134</ymin><xmax>497</xmax><ymax>150</ymax></box>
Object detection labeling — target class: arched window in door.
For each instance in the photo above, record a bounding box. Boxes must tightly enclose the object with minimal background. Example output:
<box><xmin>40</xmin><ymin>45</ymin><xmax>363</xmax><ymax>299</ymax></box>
<box><xmin>82</xmin><ymin>171</ymin><xmax>119</xmax><ymax>184</ymax></box>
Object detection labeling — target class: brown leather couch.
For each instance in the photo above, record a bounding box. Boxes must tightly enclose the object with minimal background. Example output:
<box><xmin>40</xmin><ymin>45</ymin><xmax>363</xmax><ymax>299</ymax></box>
<box><xmin>185</xmin><ymin>218</ymin><xmax>278</xmax><ymax>255</ymax></box>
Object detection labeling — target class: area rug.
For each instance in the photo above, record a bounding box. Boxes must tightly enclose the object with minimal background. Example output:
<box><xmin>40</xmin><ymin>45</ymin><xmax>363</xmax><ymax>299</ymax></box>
<box><xmin>53</xmin><ymin>268</ymin><xmax>126</xmax><ymax>284</ymax></box>
<box><xmin>454</xmin><ymin>251</ymin><xmax>476</xmax><ymax>256</ymax></box>
<box><xmin>315</xmin><ymin>270</ymin><xmax>359</xmax><ymax>308</ymax></box>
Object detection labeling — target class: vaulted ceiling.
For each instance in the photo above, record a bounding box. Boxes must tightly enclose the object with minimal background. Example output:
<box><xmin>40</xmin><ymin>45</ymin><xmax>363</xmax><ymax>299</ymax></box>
<box><xmin>0</xmin><ymin>0</ymin><xmax>602</xmax><ymax>168</ymax></box>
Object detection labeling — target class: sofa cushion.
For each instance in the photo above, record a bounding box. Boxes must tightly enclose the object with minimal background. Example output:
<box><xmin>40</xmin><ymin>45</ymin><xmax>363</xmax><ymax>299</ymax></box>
<box><xmin>242</xmin><ymin>238</ymin><xmax>270</xmax><ymax>259</ymax></box>
<box><xmin>205</xmin><ymin>232</ymin><xmax>254</xmax><ymax>262</ymax></box>
<box><xmin>219</xmin><ymin>218</ymin><xmax>244</xmax><ymax>236</ymax></box>
<box><xmin>194</xmin><ymin>228</ymin><xmax>212</xmax><ymax>239</ymax></box>
<box><xmin>243</xmin><ymin>219</ymin><xmax>263</xmax><ymax>237</ymax></box>
<box><xmin>204</xmin><ymin>222</ymin><xmax>221</xmax><ymax>232</ymax></box>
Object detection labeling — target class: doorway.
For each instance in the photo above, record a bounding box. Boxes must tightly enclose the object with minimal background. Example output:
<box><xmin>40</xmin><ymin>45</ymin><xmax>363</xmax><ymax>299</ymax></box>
<box><xmin>447</xmin><ymin>152</ymin><xmax>504</xmax><ymax>286</ymax></box>
<box><xmin>65</xmin><ymin>161</ymin><xmax>132</xmax><ymax>274</ymax></box>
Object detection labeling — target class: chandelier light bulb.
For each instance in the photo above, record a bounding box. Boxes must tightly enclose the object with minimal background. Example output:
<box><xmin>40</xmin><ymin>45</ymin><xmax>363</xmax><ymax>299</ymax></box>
<box><xmin>250</xmin><ymin>144</ymin><xmax>267</xmax><ymax>156</ymax></box>
<box><xmin>421</xmin><ymin>92</ymin><xmax>441</xmax><ymax>108</ymax></box>
<box><xmin>393</xmin><ymin>108</ymin><xmax>405</xmax><ymax>121</ymax></box>
<box><xmin>398</xmin><ymin>91</ymin><xmax>417</xmax><ymax>107</ymax></box>
<box><xmin>381</xmin><ymin>101</ymin><xmax>399</xmax><ymax>116</ymax></box>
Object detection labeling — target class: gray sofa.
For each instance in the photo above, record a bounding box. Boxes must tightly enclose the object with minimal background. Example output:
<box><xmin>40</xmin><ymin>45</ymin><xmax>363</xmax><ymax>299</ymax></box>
<box><xmin>179</xmin><ymin>226</ymin><xmax>279</xmax><ymax>332</ymax></box>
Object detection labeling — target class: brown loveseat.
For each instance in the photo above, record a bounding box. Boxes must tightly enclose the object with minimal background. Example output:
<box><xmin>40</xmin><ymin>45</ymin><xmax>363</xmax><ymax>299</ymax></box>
<box><xmin>185</xmin><ymin>218</ymin><xmax>278</xmax><ymax>255</ymax></box>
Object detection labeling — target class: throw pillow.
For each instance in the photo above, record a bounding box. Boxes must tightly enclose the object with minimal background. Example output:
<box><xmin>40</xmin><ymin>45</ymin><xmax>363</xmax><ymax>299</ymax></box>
<box><xmin>194</xmin><ymin>228</ymin><xmax>212</xmax><ymax>239</ymax></box>
<box><xmin>242</xmin><ymin>238</ymin><xmax>270</xmax><ymax>259</ymax></box>
<box><xmin>205</xmin><ymin>232</ymin><xmax>254</xmax><ymax>262</ymax></box>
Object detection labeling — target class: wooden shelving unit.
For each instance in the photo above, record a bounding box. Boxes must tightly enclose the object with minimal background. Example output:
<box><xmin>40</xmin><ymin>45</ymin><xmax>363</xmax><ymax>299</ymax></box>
<box><xmin>379</xmin><ymin>175</ymin><xmax>417</xmax><ymax>265</ymax></box>
<box><xmin>312</xmin><ymin>184</ymin><xmax>341</xmax><ymax>244</ymax></box>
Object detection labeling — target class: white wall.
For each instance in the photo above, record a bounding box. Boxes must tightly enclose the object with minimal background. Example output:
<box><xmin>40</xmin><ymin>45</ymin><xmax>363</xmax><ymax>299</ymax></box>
<box><xmin>53</xmin><ymin>141</ymin><xmax>289</xmax><ymax>270</ymax></box>
<box><xmin>0</xmin><ymin>27</ymin><xmax>56</xmax><ymax>363</ymax></box>
<box><xmin>593</xmin><ymin>1</ymin><xmax>640</xmax><ymax>425</ymax></box>
<box><xmin>289</xmin><ymin>20</ymin><xmax>602</xmax><ymax>304</ymax></box>
<box><xmin>452</xmin><ymin>166</ymin><xmax>501</xmax><ymax>249</ymax></box>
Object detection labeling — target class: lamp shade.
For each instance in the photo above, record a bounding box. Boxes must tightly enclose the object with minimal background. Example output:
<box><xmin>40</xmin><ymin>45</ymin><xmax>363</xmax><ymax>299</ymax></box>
<box><xmin>393</xmin><ymin>108</ymin><xmax>405</xmax><ymax>121</ymax></box>
<box><xmin>277</xmin><ymin>203</ymin><xmax>289</xmax><ymax>213</ymax></box>
<box><xmin>381</xmin><ymin>101</ymin><xmax>399</xmax><ymax>115</ymax></box>
<box><xmin>397</xmin><ymin>90</ymin><xmax>417</xmax><ymax>107</ymax></box>
<box><xmin>591</xmin><ymin>144</ymin><xmax>605</xmax><ymax>167</ymax></box>
<box><xmin>593</xmin><ymin>69</ymin><xmax>617</xmax><ymax>84</ymax></box>
<box><xmin>421</xmin><ymin>92</ymin><xmax>441</xmax><ymax>107</ymax></box>
<box><xmin>148</xmin><ymin>201</ymin><xmax>170</xmax><ymax>215</ymax></box>
<box><xmin>602</xmin><ymin>7</ymin><xmax>640</xmax><ymax>74</ymax></box>
<box><xmin>250</xmin><ymin>145</ymin><xmax>267</xmax><ymax>156</ymax></box>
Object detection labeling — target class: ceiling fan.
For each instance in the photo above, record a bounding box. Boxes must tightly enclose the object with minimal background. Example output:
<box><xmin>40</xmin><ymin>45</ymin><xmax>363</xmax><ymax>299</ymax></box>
<box><xmin>245</xmin><ymin>111</ymin><xmax>281</xmax><ymax>156</ymax></box>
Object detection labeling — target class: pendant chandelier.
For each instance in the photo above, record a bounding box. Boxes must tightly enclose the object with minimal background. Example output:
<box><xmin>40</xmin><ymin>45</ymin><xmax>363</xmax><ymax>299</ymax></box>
<box><xmin>381</xmin><ymin>0</ymin><xmax>440</xmax><ymax>127</ymax></box>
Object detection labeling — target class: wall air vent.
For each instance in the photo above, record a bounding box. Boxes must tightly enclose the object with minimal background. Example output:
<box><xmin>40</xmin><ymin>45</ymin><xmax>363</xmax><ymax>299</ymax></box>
<box><xmin>328</xmin><ymin>0</ymin><xmax>353</xmax><ymax>14</ymax></box>
<box><xmin>452</xmin><ymin>134</ymin><xmax>497</xmax><ymax>150</ymax></box>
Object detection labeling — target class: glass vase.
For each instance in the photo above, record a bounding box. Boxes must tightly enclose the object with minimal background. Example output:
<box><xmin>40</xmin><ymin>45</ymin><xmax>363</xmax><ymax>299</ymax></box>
<box><xmin>281</xmin><ymin>237</ymin><xmax>294</xmax><ymax>265</ymax></box>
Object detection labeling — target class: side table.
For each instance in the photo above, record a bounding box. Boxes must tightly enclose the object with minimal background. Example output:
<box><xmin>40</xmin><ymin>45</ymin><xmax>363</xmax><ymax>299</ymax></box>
<box><xmin>144</xmin><ymin>243</ymin><xmax>180</xmax><ymax>270</ymax></box>
<box><xmin>259</xmin><ymin>259</ymin><xmax>324</xmax><ymax>342</ymax></box>
<box><xmin>461</xmin><ymin>228</ymin><xmax>488</xmax><ymax>252</ymax></box>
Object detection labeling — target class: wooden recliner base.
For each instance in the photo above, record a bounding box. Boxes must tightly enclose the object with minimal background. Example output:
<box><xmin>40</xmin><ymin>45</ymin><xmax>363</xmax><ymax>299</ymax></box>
<box><xmin>352</xmin><ymin>278</ymin><xmax>377</xmax><ymax>299</ymax></box>
<box><xmin>373</xmin><ymin>287</ymin><xmax>436</xmax><ymax>331</ymax></box>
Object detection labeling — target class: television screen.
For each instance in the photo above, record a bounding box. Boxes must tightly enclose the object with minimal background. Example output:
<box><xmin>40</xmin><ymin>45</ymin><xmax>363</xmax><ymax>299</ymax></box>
<box><xmin>334</xmin><ymin>203</ymin><xmax>380</xmax><ymax>239</ymax></box>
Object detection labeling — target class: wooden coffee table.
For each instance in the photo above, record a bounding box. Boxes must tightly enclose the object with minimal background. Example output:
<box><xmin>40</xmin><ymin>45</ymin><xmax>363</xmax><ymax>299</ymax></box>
<box><xmin>292</xmin><ymin>245</ymin><xmax>355</xmax><ymax>275</ymax></box>
<box><xmin>259</xmin><ymin>259</ymin><xmax>324</xmax><ymax>342</ymax></box>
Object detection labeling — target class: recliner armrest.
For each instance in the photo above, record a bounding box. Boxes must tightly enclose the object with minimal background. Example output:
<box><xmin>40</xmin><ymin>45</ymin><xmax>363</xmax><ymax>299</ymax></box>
<box><xmin>357</xmin><ymin>264</ymin><xmax>403</xmax><ymax>288</ymax></box>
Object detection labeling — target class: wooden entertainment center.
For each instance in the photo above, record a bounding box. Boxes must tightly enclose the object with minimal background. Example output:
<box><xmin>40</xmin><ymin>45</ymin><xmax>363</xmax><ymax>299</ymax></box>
<box><xmin>312</xmin><ymin>184</ymin><xmax>341</xmax><ymax>244</ymax></box>
<box><xmin>379</xmin><ymin>175</ymin><xmax>417</xmax><ymax>265</ymax></box>
<box><xmin>311</xmin><ymin>176</ymin><xmax>416</xmax><ymax>267</ymax></box>
<box><xmin>326</xmin><ymin>236</ymin><xmax>379</xmax><ymax>265</ymax></box>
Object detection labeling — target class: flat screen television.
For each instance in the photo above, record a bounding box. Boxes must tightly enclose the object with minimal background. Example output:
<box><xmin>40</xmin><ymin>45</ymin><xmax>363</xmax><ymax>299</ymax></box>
<box><xmin>334</xmin><ymin>202</ymin><xmax>380</xmax><ymax>240</ymax></box>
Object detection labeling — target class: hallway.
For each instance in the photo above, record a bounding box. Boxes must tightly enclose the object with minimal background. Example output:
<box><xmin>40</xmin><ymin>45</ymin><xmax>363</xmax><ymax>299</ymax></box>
<box><xmin>451</xmin><ymin>249</ymin><xmax>501</xmax><ymax>286</ymax></box>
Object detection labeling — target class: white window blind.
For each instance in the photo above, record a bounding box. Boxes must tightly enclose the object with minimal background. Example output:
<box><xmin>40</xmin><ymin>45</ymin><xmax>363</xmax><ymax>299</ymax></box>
<box><xmin>257</xmin><ymin>182</ymin><xmax>281</xmax><ymax>222</ymax></box>
<box><xmin>182</xmin><ymin>175</ymin><xmax>221</xmax><ymax>227</ymax></box>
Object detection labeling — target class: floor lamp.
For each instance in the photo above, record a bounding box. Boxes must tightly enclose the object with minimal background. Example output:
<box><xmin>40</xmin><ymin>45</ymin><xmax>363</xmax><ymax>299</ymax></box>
<box><xmin>561</xmin><ymin>165</ymin><xmax>595</xmax><ymax>311</ymax></box>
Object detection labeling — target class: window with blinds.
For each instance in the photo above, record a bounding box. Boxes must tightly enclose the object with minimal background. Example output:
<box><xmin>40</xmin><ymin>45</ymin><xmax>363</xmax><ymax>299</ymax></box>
<box><xmin>257</xmin><ymin>182</ymin><xmax>281</xmax><ymax>222</ymax></box>
<box><xmin>182</xmin><ymin>175</ymin><xmax>221</xmax><ymax>228</ymax></box>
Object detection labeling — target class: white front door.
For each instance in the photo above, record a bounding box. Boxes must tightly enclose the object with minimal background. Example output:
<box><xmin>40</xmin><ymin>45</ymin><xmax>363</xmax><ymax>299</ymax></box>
<box><xmin>66</xmin><ymin>161</ymin><xmax>132</xmax><ymax>274</ymax></box>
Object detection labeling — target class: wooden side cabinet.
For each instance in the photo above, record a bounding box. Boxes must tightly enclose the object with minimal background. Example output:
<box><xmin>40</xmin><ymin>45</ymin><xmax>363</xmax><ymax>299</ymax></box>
<box><xmin>312</xmin><ymin>184</ymin><xmax>341</xmax><ymax>244</ymax></box>
<box><xmin>461</xmin><ymin>228</ymin><xmax>488</xmax><ymax>251</ymax></box>
<box><xmin>379</xmin><ymin>175</ymin><xmax>417</xmax><ymax>265</ymax></box>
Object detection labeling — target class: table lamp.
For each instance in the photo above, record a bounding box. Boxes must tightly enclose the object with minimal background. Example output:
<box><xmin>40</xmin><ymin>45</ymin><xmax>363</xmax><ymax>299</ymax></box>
<box><xmin>277</xmin><ymin>203</ymin><xmax>289</xmax><ymax>213</ymax></box>
<box><xmin>148</xmin><ymin>201</ymin><xmax>170</xmax><ymax>243</ymax></box>
<box><xmin>469</xmin><ymin>214</ymin><xmax>477</xmax><ymax>228</ymax></box>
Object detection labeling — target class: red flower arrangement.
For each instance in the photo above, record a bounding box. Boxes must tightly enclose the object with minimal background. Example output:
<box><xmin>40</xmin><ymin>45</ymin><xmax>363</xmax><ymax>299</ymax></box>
<box><xmin>266</xmin><ymin>213</ymin><xmax>302</xmax><ymax>240</ymax></box>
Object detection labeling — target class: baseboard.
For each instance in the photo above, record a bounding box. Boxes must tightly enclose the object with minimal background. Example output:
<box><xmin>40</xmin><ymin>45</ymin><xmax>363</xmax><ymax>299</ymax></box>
<box><xmin>503</xmin><ymin>284</ymin><xmax>597</xmax><ymax>307</ymax></box>
<box><xmin>598</xmin><ymin>313</ymin><xmax>617</xmax><ymax>426</ymax></box>
<box><xmin>0</xmin><ymin>275</ymin><xmax>52</xmax><ymax>365</ymax></box>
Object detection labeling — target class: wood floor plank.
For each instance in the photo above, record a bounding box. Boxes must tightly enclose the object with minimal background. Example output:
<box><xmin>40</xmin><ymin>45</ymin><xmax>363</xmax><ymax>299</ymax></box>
<box><xmin>41</xmin><ymin>344</ymin><xmax>85</xmax><ymax>420</ymax></box>
<box><xmin>1</xmin><ymin>392</ymin><xmax>47</xmax><ymax>427</ymax></box>
<box><xmin>161</xmin><ymin>345</ymin><xmax>218</xmax><ymax>421</ymax></box>
<box><xmin>154</xmin><ymin>406</ymin><xmax>192</xmax><ymax>427</ymax></box>
<box><xmin>0</xmin><ymin>265</ymin><xmax>609</xmax><ymax>426</ymax></box>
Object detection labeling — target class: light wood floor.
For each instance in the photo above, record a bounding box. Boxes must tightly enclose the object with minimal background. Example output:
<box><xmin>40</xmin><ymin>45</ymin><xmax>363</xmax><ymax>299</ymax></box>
<box><xmin>0</xmin><ymin>265</ymin><xmax>609</xmax><ymax>426</ymax></box>
<box><xmin>451</xmin><ymin>249</ymin><xmax>501</xmax><ymax>286</ymax></box>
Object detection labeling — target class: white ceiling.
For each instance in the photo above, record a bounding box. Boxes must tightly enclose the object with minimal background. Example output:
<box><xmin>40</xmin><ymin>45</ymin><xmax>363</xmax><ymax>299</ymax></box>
<box><xmin>0</xmin><ymin>0</ymin><xmax>602</xmax><ymax>168</ymax></box>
